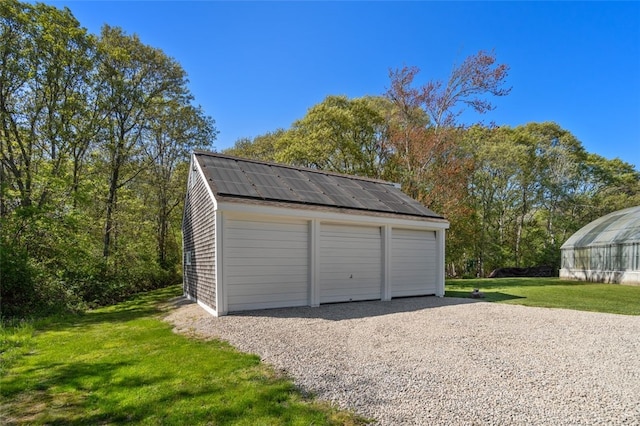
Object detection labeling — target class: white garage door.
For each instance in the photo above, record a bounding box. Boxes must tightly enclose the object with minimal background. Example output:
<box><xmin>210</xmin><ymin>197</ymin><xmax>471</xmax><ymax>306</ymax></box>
<box><xmin>320</xmin><ymin>223</ymin><xmax>382</xmax><ymax>303</ymax></box>
<box><xmin>225</xmin><ymin>217</ymin><xmax>308</xmax><ymax>311</ymax></box>
<box><xmin>391</xmin><ymin>229</ymin><xmax>437</xmax><ymax>297</ymax></box>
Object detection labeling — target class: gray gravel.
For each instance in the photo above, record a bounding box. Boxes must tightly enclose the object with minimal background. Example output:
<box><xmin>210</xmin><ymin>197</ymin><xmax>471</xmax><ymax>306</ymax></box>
<box><xmin>164</xmin><ymin>297</ymin><xmax>640</xmax><ymax>425</ymax></box>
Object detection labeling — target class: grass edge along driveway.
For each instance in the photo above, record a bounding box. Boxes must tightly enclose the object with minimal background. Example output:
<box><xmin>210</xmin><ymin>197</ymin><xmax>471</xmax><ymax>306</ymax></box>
<box><xmin>0</xmin><ymin>286</ymin><xmax>367</xmax><ymax>425</ymax></box>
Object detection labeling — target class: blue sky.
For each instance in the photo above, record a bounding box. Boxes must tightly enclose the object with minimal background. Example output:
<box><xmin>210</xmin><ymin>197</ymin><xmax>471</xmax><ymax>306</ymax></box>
<box><xmin>45</xmin><ymin>1</ymin><xmax>640</xmax><ymax>169</ymax></box>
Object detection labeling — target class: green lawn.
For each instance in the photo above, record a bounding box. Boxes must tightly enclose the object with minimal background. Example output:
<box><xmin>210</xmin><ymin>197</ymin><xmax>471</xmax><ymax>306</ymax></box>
<box><xmin>446</xmin><ymin>277</ymin><xmax>640</xmax><ymax>315</ymax></box>
<box><xmin>4</xmin><ymin>280</ymin><xmax>637</xmax><ymax>424</ymax></box>
<box><xmin>0</xmin><ymin>286</ymin><xmax>366</xmax><ymax>425</ymax></box>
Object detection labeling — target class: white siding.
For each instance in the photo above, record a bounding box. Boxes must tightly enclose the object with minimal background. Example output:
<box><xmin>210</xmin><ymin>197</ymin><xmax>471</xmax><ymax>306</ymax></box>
<box><xmin>391</xmin><ymin>229</ymin><xmax>437</xmax><ymax>297</ymax></box>
<box><xmin>225</xmin><ymin>217</ymin><xmax>309</xmax><ymax>311</ymax></box>
<box><xmin>320</xmin><ymin>224</ymin><xmax>382</xmax><ymax>303</ymax></box>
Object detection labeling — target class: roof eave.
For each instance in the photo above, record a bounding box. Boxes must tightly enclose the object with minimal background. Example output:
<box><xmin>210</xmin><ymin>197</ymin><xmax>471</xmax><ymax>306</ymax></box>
<box><xmin>214</xmin><ymin>193</ymin><xmax>449</xmax><ymax>223</ymax></box>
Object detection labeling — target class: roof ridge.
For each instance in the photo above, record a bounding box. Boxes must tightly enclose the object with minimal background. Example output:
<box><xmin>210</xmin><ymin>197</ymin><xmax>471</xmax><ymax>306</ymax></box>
<box><xmin>193</xmin><ymin>149</ymin><xmax>394</xmax><ymax>186</ymax></box>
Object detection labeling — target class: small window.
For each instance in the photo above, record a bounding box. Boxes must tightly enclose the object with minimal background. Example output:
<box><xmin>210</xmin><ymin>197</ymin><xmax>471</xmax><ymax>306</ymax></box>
<box><xmin>189</xmin><ymin>169</ymin><xmax>197</xmax><ymax>189</ymax></box>
<box><xmin>185</xmin><ymin>250</ymin><xmax>192</xmax><ymax>266</ymax></box>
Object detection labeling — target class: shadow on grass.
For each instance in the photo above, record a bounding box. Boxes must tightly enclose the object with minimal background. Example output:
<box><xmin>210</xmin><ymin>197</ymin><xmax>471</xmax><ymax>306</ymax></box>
<box><xmin>444</xmin><ymin>290</ymin><xmax>525</xmax><ymax>303</ymax></box>
<box><xmin>2</xmin><ymin>285</ymin><xmax>364</xmax><ymax>425</ymax></box>
<box><xmin>446</xmin><ymin>277</ymin><xmax>572</xmax><ymax>290</ymax></box>
<box><xmin>2</xmin><ymin>356</ymin><xmax>342</xmax><ymax>426</ymax></box>
<box><xmin>38</xmin><ymin>286</ymin><xmax>182</xmax><ymax>332</ymax></box>
<box><xmin>1</xmin><ymin>357</ymin><xmax>229</xmax><ymax>425</ymax></box>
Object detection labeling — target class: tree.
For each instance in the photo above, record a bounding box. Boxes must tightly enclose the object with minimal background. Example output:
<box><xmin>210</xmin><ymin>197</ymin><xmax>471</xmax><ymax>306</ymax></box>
<box><xmin>1</xmin><ymin>0</ymin><xmax>99</xmax><ymax>315</ymax></box>
<box><xmin>143</xmin><ymin>101</ymin><xmax>216</xmax><ymax>270</ymax></box>
<box><xmin>1</xmin><ymin>0</ymin><xmax>94</xmax><ymax>212</ymax></box>
<box><xmin>224</xmin><ymin>129</ymin><xmax>285</xmax><ymax>162</ymax></box>
<box><xmin>1</xmin><ymin>1</ymin><xmax>217</xmax><ymax>317</ymax></box>
<box><xmin>95</xmin><ymin>25</ymin><xmax>192</xmax><ymax>263</ymax></box>
<box><xmin>274</xmin><ymin>95</ymin><xmax>392</xmax><ymax>178</ymax></box>
<box><xmin>385</xmin><ymin>51</ymin><xmax>510</xmax><ymax>272</ymax></box>
<box><xmin>461</xmin><ymin>122</ymin><xmax>639</xmax><ymax>276</ymax></box>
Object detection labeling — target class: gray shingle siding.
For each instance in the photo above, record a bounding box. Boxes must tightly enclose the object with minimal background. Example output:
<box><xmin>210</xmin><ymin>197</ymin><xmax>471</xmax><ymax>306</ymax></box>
<box><xmin>183</xmin><ymin>166</ymin><xmax>216</xmax><ymax>310</ymax></box>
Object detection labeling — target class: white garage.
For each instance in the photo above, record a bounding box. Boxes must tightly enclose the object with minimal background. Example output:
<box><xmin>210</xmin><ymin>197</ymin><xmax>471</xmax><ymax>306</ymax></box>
<box><xmin>320</xmin><ymin>224</ymin><xmax>382</xmax><ymax>303</ymax></box>
<box><xmin>183</xmin><ymin>151</ymin><xmax>450</xmax><ymax>316</ymax></box>
<box><xmin>391</xmin><ymin>229</ymin><xmax>437</xmax><ymax>297</ymax></box>
<box><xmin>225</xmin><ymin>217</ymin><xmax>309</xmax><ymax>311</ymax></box>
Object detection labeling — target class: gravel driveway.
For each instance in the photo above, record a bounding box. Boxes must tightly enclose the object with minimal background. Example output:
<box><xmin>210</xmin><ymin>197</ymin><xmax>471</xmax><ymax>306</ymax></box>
<box><xmin>164</xmin><ymin>297</ymin><xmax>640</xmax><ymax>425</ymax></box>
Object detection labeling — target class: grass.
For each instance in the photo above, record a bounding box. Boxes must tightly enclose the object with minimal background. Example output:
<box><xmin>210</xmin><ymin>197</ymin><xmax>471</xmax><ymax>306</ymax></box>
<box><xmin>0</xmin><ymin>286</ymin><xmax>367</xmax><ymax>425</ymax></box>
<box><xmin>446</xmin><ymin>277</ymin><xmax>640</xmax><ymax>315</ymax></box>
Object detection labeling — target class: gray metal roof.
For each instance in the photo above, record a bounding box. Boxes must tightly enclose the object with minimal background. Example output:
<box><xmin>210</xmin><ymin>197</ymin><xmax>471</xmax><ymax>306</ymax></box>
<box><xmin>194</xmin><ymin>151</ymin><xmax>444</xmax><ymax>219</ymax></box>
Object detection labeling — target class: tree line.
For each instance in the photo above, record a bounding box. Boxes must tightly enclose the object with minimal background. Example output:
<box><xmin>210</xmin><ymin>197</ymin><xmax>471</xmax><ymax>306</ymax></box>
<box><xmin>226</xmin><ymin>64</ymin><xmax>640</xmax><ymax>278</ymax></box>
<box><xmin>1</xmin><ymin>1</ymin><xmax>216</xmax><ymax>316</ymax></box>
<box><xmin>3</xmin><ymin>1</ymin><xmax>639</xmax><ymax>318</ymax></box>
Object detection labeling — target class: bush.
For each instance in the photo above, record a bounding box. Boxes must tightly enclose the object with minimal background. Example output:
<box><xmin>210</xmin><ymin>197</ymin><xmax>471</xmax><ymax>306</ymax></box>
<box><xmin>0</xmin><ymin>242</ymin><xmax>37</xmax><ymax>317</ymax></box>
<box><xmin>1</xmin><ymin>235</ymin><xmax>181</xmax><ymax>317</ymax></box>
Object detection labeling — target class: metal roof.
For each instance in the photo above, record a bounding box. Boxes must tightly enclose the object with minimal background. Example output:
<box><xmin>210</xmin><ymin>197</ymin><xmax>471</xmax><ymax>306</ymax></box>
<box><xmin>194</xmin><ymin>151</ymin><xmax>444</xmax><ymax>219</ymax></box>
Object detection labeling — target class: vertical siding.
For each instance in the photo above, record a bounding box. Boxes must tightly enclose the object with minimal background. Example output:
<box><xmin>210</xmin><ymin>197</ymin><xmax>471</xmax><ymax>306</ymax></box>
<box><xmin>319</xmin><ymin>224</ymin><xmax>382</xmax><ymax>303</ymax></box>
<box><xmin>182</xmin><ymin>166</ymin><xmax>216</xmax><ymax>311</ymax></box>
<box><xmin>225</xmin><ymin>217</ymin><xmax>309</xmax><ymax>311</ymax></box>
<box><xmin>560</xmin><ymin>242</ymin><xmax>640</xmax><ymax>284</ymax></box>
<box><xmin>391</xmin><ymin>229</ymin><xmax>437</xmax><ymax>297</ymax></box>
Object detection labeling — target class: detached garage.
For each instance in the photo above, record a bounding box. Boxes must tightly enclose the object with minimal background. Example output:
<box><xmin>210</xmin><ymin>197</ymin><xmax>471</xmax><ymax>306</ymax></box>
<box><xmin>182</xmin><ymin>151</ymin><xmax>449</xmax><ymax>316</ymax></box>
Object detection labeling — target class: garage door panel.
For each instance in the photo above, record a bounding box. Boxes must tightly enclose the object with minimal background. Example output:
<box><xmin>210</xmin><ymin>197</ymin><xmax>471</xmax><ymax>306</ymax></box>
<box><xmin>228</xmin><ymin>291</ymin><xmax>308</xmax><ymax>308</ymax></box>
<box><xmin>393</xmin><ymin>228</ymin><xmax>436</xmax><ymax>240</ymax></box>
<box><xmin>228</xmin><ymin>281</ymin><xmax>309</xmax><ymax>295</ymax></box>
<box><xmin>391</xmin><ymin>229</ymin><xmax>436</xmax><ymax>297</ymax></box>
<box><xmin>228</xmin><ymin>219</ymin><xmax>307</xmax><ymax>231</ymax></box>
<box><xmin>227</xmin><ymin>238</ymin><xmax>307</xmax><ymax>248</ymax></box>
<box><xmin>226</xmin><ymin>247</ymin><xmax>308</xmax><ymax>259</ymax></box>
<box><xmin>320</xmin><ymin>270</ymin><xmax>382</xmax><ymax>280</ymax></box>
<box><xmin>320</xmin><ymin>223</ymin><xmax>382</xmax><ymax>303</ymax></box>
<box><xmin>226</xmin><ymin>218</ymin><xmax>309</xmax><ymax>311</ymax></box>
<box><xmin>228</xmin><ymin>233</ymin><xmax>307</xmax><ymax>244</ymax></box>
<box><xmin>228</xmin><ymin>266</ymin><xmax>307</xmax><ymax>278</ymax></box>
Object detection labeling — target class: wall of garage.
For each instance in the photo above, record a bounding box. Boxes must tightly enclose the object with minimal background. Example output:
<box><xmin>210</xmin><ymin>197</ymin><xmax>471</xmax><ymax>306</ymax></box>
<box><xmin>214</xmin><ymin>209</ymin><xmax>447</xmax><ymax>315</ymax></box>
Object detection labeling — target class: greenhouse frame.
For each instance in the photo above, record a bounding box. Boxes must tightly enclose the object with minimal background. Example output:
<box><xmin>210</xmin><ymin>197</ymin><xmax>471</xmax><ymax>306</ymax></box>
<box><xmin>560</xmin><ymin>205</ymin><xmax>640</xmax><ymax>285</ymax></box>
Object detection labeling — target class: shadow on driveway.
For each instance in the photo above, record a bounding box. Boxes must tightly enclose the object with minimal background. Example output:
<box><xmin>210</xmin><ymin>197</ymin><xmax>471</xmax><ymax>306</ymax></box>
<box><xmin>228</xmin><ymin>295</ymin><xmax>483</xmax><ymax>321</ymax></box>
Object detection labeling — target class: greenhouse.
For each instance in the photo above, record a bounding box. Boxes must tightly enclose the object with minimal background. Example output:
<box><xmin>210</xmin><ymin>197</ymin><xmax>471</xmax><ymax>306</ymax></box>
<box><xmin>560</xmin><ymin>205</ymin><xmax>640</xmax><ymax>285</ymax></box>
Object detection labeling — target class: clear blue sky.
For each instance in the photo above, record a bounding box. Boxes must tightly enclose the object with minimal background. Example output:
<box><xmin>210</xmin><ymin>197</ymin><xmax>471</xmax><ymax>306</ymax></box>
<box><xmin>45</xmin><ymin>1</ymin><xmax>640</xmax><ymax>169</ymax></box>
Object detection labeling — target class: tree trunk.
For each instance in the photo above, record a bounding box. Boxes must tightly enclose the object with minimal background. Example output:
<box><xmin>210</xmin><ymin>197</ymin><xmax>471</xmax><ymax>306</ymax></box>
<box><xmin>103</xmin><ymin>133</ymin><xmax>123</xmax><ymax>260</ymax></box>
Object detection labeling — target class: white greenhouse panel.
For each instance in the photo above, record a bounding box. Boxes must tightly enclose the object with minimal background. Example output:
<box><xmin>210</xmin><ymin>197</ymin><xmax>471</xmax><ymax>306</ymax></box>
<box><xmin>320</xmin><ymin>223</ymin><xmax>382</xmax><ymax>303</ymax></box>
<box><xmin>225</xmin><ymin>218</ymin><xmax>309</xmax><ymax>311</ymax></box>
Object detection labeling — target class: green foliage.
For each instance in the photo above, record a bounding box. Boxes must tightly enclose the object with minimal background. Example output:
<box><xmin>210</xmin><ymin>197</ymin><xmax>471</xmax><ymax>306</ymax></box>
<box><xmin>446</xmin><ymin>278</ymin><xmax>640</xmax><ymax>315</ymax></box>
<box><xmin>458</xmin><ymin>122</ymin><xmax>640</xmax><ymax>276</ymax></box>
<box><xmin>224</xmin><ymin>129</ymin><xmax>285</xmax><ymax>162</ymax></box>
<box><xmin>0</xmin><ymin>287</ymin><xmax>366</xmax><ymax>425</ymax></box>
<box><xmin>0</xmin><ymin>1</ymin><xmax>216</xmax><ymax>318</ymax></box>
<box><xmin>229</xmin><ymin>99</ymin><xmax>639</xmax><ymax>279</ymax></box>
<box><xmin>0</xmin><ymin>241</ymin><xmax>36</xmax><ymax>317</ymax></box>
<box><xmin>274</xmin><ymin>95</ymin><xmax>391</xmax><ymax>179</ymax></box>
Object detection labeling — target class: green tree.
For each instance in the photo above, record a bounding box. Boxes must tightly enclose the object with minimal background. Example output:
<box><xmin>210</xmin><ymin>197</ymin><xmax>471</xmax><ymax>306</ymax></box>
<box><xmin>0</xmin><ymin>1</ymin><xmax>217</xmax><ymax>317</ymax></box>
<box><xmin>275</xmin><ymin>95</ymin><xmax>392</xmax><ymax>178</ymax></box>
<box><xmin>462</xmin><ymin>122</ymin><xmax>639</xmax><ymax>276</ymax></box>
<box><xmin>0</xmin><ymin>0</ymin><xmax>94</xmax><ymax>212</ymax></box>
<box><xmin>1</xmin><ymin>0</ymin><xmax>98</xmax><ymax>314</ymax></box>
<box><xmin>224</xmin><ymin>129</ymin><xmax>285</xmax><ymax>162</ymax></box>
<box><xmin>96</xmin><ymin>25</ymin><xmax>193</xmax><ymax>263</ymax></box>
<box><xmin>143</xmin><ymin>101</ymin><xmax>216</xmax><ymax>270</ymax></box>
